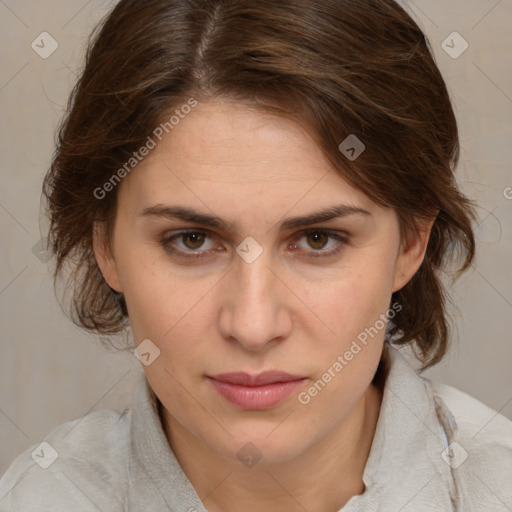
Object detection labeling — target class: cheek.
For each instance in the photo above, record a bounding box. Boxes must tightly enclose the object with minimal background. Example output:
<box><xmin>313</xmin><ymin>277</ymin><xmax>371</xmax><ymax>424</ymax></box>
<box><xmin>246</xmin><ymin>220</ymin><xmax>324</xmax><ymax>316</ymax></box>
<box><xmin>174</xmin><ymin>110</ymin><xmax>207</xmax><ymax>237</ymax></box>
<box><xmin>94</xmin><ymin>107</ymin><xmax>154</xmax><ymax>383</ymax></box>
<box><xmin>115</xmin><ymin>247</ymin><xmax>178</xmax><ymax>339</ymax></box>
<box><xmin>120</xmin><ymin>257</ymin><xmax>217</xmax><ymax>363</ymax></box>
<box><xmin>318</xmin><ymin>260</ymin><xmax>395</xmax><ymax>339</ymax></box>
<box><xmin>306</xmin><ymin>268</ymin><xmax>390</xmax><ymax>406</ymax></box>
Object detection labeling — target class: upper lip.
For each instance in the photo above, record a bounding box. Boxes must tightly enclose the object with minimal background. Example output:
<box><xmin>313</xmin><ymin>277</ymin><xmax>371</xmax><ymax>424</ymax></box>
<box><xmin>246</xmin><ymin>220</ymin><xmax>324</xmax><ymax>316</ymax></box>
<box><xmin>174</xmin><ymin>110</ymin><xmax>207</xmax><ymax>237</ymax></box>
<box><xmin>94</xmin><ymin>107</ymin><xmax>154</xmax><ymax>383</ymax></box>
<box><xmin>209</xmin><ymin>371</ymin><xmax>306</xmax><ymax>386</ymax></box>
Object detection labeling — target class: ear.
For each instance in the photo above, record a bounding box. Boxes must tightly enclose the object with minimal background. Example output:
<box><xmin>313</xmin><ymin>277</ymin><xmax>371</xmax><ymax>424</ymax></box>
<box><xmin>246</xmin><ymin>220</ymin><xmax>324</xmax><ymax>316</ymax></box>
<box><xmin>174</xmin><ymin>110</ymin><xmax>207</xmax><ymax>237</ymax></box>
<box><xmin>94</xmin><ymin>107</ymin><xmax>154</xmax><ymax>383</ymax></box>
<box><xmin>392</xmin><ymin>215</ymin><xmax>437</xmax><ymax>293</ymax></box>
<box><xmin>92</xmin><ymin>221</ymin><xmax>123</xmax><ymax>293</ymax></box>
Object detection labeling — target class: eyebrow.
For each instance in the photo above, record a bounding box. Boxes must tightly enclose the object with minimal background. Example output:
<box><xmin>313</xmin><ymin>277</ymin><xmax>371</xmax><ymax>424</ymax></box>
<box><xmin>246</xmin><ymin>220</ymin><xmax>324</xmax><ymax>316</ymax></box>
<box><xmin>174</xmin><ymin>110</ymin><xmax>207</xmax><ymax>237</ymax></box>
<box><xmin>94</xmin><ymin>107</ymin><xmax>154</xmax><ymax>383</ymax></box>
<box><xmin>138</xmin><ymin>203</ymin><xmax>372</xmax><ymax>232</ymax></box>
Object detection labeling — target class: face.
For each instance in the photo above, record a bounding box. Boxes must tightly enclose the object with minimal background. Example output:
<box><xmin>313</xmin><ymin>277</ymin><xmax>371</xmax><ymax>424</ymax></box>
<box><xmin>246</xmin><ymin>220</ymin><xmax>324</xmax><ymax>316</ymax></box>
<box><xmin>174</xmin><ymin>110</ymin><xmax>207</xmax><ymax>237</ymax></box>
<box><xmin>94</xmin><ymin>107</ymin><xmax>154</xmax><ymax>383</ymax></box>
<box><xmin>94</xmin><ymin>98</ymin><xmax>431</xmax><ymax>465</ymax></box>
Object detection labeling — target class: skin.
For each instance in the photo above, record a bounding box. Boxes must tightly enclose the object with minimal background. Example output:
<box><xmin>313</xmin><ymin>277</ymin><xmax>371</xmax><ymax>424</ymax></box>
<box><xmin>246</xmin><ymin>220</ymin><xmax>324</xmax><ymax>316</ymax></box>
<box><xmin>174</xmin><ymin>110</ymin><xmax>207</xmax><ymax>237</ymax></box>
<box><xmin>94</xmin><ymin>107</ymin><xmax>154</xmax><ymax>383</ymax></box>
<box><xmin>93</xmin><ymin>98</ymin><xmax>435</xmax><ymax>512</ymax></box>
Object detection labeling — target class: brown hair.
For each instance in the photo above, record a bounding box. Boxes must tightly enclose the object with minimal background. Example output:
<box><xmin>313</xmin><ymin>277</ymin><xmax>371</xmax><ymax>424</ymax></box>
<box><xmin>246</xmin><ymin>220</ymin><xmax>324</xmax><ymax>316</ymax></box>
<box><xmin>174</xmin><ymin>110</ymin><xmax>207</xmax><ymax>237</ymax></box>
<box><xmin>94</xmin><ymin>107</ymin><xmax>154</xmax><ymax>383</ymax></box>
<box><xmin>42</xmin><ymin>0</ymin><xmax>477</xmax><ymax>369</ymax></box>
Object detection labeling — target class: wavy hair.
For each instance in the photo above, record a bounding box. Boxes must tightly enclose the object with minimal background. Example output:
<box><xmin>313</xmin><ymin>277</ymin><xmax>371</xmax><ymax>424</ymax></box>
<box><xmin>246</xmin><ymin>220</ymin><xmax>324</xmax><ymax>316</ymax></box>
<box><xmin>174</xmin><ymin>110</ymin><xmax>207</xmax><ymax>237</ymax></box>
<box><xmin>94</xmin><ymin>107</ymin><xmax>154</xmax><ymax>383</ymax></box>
<box><xmin>42</xmin><ymin>0</ymin><xmax>477</xmax><ymax>369</ymax></box>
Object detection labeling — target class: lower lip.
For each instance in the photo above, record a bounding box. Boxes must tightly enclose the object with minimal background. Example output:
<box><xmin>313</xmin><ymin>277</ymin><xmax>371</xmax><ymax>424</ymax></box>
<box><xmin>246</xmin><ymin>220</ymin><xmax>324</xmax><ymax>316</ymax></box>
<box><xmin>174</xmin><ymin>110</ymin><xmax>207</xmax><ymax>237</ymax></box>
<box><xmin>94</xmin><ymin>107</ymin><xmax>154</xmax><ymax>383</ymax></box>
<box><xmin>208</xmin><ymin>378</ymin><xmax>307</xmax><ymax>410</ymax></box>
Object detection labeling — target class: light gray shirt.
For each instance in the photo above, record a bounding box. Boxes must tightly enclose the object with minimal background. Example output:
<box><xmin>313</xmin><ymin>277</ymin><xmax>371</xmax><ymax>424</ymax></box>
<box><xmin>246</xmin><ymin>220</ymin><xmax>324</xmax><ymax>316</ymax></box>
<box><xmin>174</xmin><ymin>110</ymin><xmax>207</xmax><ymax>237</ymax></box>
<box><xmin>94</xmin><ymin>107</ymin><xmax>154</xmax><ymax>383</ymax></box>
<box><xmin>1</xmin><ymin>345</ymin><xmax>511</xmax><ymax>511</ymax></box>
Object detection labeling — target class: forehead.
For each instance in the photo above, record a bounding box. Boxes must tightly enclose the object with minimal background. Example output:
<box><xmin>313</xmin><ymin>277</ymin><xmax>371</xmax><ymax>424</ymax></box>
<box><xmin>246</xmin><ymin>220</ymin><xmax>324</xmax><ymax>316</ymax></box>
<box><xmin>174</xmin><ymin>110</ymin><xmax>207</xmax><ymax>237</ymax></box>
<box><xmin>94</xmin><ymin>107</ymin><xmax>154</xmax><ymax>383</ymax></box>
<box><xmin>117</xmin><ymin>99</ymin><xmax>377</xmax><ymax>215</ymax></box>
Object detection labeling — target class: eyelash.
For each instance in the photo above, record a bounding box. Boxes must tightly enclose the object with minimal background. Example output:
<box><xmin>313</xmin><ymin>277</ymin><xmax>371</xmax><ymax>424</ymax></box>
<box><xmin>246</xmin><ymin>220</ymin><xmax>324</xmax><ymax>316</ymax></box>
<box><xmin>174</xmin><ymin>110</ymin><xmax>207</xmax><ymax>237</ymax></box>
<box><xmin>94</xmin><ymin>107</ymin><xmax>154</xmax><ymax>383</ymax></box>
<box><xmin>160</xmin><ymin>229</ymin><xmax>348</xmax><ymax>260</ymax></box>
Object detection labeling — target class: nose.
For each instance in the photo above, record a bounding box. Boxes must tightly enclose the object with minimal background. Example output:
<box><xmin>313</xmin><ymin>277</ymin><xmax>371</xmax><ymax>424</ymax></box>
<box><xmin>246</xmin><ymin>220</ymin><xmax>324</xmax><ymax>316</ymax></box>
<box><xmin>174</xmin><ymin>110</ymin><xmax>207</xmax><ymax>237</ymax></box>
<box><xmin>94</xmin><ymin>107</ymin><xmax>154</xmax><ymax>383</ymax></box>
<box><xmin>217</xmin><ymin>247</ymin><xmax>293</xmax><ymax>351</ymax></box>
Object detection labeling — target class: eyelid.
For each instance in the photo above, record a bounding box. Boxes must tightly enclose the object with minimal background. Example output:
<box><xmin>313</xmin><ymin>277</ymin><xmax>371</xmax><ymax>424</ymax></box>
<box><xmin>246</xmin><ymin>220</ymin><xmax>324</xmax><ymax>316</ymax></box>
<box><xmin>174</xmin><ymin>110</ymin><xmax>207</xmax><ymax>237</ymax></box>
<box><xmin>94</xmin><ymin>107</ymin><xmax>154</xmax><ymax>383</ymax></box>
<box><xmin>161</xmin><ymin>228</ymin><xmax>219</xmax><ymax>255</ymax></box>
<box><xmin>293</xmin><ymin>229</ymin><xmax>349</xmax><ymax>259</ymax></box>
<box><xmin>160</xmin><ymin>228</ymin><xmax>349</xmax><ymax>260</ymax></box>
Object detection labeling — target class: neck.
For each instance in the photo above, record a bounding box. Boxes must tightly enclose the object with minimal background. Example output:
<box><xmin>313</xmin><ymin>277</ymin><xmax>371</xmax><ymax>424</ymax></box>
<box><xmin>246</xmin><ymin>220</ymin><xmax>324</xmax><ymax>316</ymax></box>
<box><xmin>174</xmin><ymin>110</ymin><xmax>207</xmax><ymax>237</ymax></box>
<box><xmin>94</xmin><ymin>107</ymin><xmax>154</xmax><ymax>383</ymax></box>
<box><xmin>161</xmin><ymin>382</ymin><xmax>383</xmax><ymax>512</ymax></box>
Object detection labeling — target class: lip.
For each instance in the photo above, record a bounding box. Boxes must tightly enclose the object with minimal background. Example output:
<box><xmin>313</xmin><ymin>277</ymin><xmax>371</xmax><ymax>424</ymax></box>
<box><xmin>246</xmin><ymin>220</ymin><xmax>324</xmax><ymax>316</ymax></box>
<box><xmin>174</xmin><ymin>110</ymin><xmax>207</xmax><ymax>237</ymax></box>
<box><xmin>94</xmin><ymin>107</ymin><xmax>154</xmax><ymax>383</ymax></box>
<box><xmin>210</xmin><ymin>371</ymin><xmax>305</xmax><ymax>386</ymax></box>
<box><xmin>208</xmin><ymin>371</ymin><xmax>307</xmax><ymax>410</ymax></box>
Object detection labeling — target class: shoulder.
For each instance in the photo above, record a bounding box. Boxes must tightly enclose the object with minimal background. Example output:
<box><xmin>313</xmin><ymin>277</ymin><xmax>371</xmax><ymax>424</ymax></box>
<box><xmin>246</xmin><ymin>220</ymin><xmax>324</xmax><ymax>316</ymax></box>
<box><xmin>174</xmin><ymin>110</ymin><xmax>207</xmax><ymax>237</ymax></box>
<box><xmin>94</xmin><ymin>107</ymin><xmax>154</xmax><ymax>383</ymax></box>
<box><xmin>428</xmin><ymin>380</ymin><xmax>512</xmax><ymax>509</ymax></box>
<box><xmin>0</xmin><ymin>407</ymin><xmax>132</xmax><ymax>511</ymax></box>
<box><xmin>432</xmin><ymin>380</ymin><xmax>512</xmax><ymax>445</ymax></box>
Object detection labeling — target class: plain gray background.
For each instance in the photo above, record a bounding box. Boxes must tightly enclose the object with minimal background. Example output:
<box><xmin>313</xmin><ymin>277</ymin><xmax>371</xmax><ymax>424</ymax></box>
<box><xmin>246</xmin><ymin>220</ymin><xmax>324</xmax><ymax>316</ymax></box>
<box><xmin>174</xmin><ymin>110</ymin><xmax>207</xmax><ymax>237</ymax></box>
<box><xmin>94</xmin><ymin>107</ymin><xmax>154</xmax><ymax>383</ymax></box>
<box><xmin>1</xmin><ymin>0</ymin><xmax>511</xmax><ymax>475</ymax></box>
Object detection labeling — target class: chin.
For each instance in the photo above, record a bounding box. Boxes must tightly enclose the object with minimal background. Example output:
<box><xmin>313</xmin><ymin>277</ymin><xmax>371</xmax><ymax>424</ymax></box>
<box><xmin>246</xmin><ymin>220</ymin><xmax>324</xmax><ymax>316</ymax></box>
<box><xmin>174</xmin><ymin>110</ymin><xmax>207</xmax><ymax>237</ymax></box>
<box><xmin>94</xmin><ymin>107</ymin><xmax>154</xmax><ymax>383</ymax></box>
<box><xmin>214</xmin><ymin>428</ymin><xmax>311</xmax><ymax>467</ymax></box>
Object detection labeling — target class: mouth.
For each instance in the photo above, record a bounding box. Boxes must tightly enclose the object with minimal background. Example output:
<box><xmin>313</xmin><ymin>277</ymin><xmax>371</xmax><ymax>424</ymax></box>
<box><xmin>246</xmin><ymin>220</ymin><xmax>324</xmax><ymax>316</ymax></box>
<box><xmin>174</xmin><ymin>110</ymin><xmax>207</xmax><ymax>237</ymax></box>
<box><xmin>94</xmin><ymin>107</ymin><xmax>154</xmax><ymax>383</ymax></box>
<box><xmin>207</xmin><ymin>371</ymin><xmax>307</xmax><ymax>410</ymax></box>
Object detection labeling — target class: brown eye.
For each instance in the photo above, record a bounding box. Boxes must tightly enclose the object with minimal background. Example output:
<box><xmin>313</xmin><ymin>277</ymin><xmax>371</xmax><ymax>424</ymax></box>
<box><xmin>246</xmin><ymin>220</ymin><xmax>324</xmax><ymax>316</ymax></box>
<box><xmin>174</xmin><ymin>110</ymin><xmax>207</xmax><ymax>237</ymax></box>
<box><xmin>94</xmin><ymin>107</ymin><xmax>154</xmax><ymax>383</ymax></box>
<box><xmin>160</xmin><ymin>230</ymin><xmax>218</xmax><ymax>259</ymax></box>
<box><xmin>181</xmin><ymin>232</ymin><xmax>207</xmax><ymax>250</ymax></box>
<box><xmin>306</xmin><ymin>231</ymin><xmax>329</xmax><ymax>250</ymax></box>
<box><xmin>291</xmin><ymin>229</ymin><xmax>348</xmax><ymax>259</ymax></box>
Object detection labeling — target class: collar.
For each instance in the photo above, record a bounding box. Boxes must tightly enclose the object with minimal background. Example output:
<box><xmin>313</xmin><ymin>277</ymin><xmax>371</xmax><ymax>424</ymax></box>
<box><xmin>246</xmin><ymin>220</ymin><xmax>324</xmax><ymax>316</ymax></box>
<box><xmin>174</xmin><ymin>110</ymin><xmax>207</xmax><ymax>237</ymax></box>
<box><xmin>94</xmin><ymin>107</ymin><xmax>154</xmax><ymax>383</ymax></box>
<box><xmin>342</xmin><ymin>342</ymin><xmax>459</xmax><ymax>511</ymax></box>
<box><xmin>131</xmin><ymin>374</ymin><xmax>208</xmax><ymax>511</ymax></box>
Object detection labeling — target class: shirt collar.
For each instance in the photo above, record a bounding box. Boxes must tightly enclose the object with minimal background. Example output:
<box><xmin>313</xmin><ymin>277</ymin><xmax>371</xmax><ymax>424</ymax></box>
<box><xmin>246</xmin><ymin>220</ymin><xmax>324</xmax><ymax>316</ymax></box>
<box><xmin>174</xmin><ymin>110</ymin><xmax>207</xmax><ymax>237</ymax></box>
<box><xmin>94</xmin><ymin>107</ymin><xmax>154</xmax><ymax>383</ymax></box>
<box><xmin>342</xmin><ymin>342</ymin><xmax>458</xmax><ymax>510</ymax></box>
<box><xmin>131</xmin><ymin>373</ymin><xmax>208</xmax><ymax>511</ymax></box>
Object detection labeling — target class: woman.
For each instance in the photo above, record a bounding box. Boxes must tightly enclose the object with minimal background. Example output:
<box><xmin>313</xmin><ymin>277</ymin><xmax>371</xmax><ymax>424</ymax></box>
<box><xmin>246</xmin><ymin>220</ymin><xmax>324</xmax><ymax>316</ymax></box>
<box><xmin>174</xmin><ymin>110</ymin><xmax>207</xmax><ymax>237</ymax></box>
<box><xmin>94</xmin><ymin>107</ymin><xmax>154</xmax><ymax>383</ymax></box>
<box><xmin>1</xmin><ymin>0</ymin><xmax>511</xmax><ymax>510</ymax></box>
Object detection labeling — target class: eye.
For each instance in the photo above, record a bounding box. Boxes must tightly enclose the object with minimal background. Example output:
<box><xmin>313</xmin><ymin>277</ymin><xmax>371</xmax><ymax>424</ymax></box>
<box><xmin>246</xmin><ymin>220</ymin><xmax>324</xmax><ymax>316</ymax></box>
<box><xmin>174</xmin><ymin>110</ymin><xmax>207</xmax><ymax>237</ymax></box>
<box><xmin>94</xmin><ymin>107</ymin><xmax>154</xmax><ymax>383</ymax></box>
<box><xmin>160</xmin><ymin>229</ymin><xmax>348</xmax><ymax>260</ymax></box>
<box><xmin>161</xmin><ymin>229</ymin><xmax>219</xmax><ymax>259</ymax></box>
<box><xmin>290</xmin><ymin>229</ymin><xmax>348</xmax><ymax>259</ymax></box>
